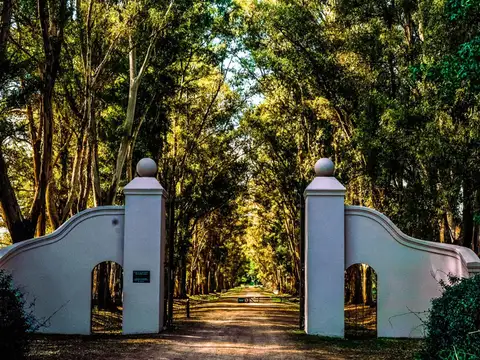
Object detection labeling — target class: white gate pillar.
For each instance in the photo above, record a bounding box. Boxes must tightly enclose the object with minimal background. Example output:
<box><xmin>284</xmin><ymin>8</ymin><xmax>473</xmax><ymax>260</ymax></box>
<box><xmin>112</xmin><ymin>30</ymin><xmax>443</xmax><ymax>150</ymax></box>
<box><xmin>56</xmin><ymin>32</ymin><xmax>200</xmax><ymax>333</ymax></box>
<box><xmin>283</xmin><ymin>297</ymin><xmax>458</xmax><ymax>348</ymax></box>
<box><xmin>304</xmin><ymin>158</ymin><xmax>345</xmax><ymax>337</ymax></box>
<box><xmin>122</xmin><ymin>158</ymin><xmax>166</xmax><ymax>334</ymax></box>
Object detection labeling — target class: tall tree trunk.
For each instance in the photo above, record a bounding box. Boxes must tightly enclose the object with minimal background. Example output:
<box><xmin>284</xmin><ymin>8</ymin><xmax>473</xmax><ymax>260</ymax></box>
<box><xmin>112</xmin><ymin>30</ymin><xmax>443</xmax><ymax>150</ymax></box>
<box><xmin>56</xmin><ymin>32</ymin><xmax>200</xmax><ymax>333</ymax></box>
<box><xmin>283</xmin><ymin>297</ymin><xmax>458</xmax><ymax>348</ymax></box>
<box><xmin>0</xmin><ymin>148</ymin><xmax>34</xmax><ymax>242</ymax></box>
<box><xmin>166</xmin><ymin>195</ymin><xmax>176</xmax><ymax>325</ymax></box>
<box><xmin>126</xmin><ymin>115</ymin><xmax>146</xmax><ymax>182</ymax></box>
<box><xmin>107</xmin><ymin>32</ymin><xmax>155</xmax><ymax>204</ymax></box>
<box><xmin>76</xmin><ymin>136</ymin><xmax>88</xmax><ymax>213</ymax></box>
<box><xmin>202</xmin><ymin>262</ymin><xmax>208</xmax><ymax>295</ymax></box>
<box><xmin>89</xmin><ymin>96</ymin><xmax>102</xmax><ymax>206</ymax></box>
<box><xmin>352</xmin><ymin>264</ymin><xmax>363</xmax><ymax>305</ymax></box>
<box><xmin>189</xmin><ymin>268</ymin><xmax>195</xmax><ymax>296</ymax></box>
<box><xmin>0</xmin><ymin>0</ymin><xmax>12</xmax><ymax>62</ymax></box>
<box><xmin>35</xmin><ymin>212</ymin><xmax>46</xmax><ymax>237</ymax></box>
<box><xmin>98</xmin><ymin>262</ymin><xmax>108</xmax><ymax>310</ymax></box>
<box><xmin>462</xmin><ymin>180</ymin><xmax>474</xmax><ymax>249</ymax></box>
<box><xmin>361</xmin><ymin>264</ymin><xmax>367</xmax><ymax>304</ymax></box>
<box><xmin>474</xmin><ymin>191</ymin><xmax>480</xmax><ymax>255</ymax></box>
<box><xmin>116</xmin><ymin>264</ymin><xmax>123</xmax><ymax>305</ymax></box>
<box><xmin>31</xmin><ymin>0</ymin><xmax>67</xmax><ymax>235</ymax></box>
<box><xmin>107</xmin><ymin>64</ymin><xmax>139</xmax><ymax>202</ymax></box>
<box><xmin>180</xmin><ymin>258</ymin><xmax>187</xmax><ymax>298</ymax></box>
<box><xmin>24</xmin><ymin>85</ymin><xmax>42</xmax><ymax>188</ymax></box>
<box><xmin>196</xmin><ymin>268</ymin><xmax>201</xmax><ymax>295</ymax></box>
<box><xmin>210</xmin><ymin>266</ymin><xmax>216</xmax><ymax>293</ymax></box>
<box><xmin>126</xmin><ymin>143</ymin><xmax>134</xmax><ymax>183</ymax></box>
<box><xmin>215</xmin><ymin>270</ymin><xmax>221</xmax><ymax>292</ymax></box>
<box><xmin>46</xmin><ymin>181</ymin><xmax>60</xmax><ymax>230</ymax></box>
<box><xmin>474</xmin><ymin>224</ymin><xmax>479</xmax><ymax>255</ymax></box>
<box><xmin>31</xmin><ymin>89</ymin><xmax>54</xmax><ymax>237</ymax></box>
<box><xmin>61</xmin><ymin>131</ymin><xmax>86</xmax><ymax>221</ymax></box>
<box><xmin>79</xmin><ymin>144</ymin><xmax>93</xmax><ymax>210</ymax></box>
<box><xmin>345</xmin><ymin>269</ymin><xmax>352</xmax><ymax>303</ymax></box>
<box><xmin>366</xmin><ymin>266</ymin><xmax>375</xmax><ymax>305</ymax></box>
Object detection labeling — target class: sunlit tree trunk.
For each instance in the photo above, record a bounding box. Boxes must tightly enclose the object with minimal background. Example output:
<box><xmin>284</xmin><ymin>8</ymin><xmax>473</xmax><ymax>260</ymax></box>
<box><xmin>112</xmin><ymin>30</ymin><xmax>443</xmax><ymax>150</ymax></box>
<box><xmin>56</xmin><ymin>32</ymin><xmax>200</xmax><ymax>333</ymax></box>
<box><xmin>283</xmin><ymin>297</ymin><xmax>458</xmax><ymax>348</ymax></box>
<box><xmin>462</xmin><ymin>180</ymin><xmax>474</xmax><ymax>249</ymax></box>
<box><xmin>107</xmin><ymin>33</ymin><xmax>155</xmax><ymax>204</ymax></box>
<box><xmin>366</xmin><ymin>266</ymin><xmax>375</xmax><ymax>305</ymax></box>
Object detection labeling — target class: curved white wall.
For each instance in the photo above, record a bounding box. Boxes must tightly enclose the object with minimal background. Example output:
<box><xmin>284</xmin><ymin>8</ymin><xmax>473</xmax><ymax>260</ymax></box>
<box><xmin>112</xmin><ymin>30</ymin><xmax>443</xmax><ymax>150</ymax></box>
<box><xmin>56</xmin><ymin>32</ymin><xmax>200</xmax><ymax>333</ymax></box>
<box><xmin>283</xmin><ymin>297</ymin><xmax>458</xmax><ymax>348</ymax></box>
<box><xmin>0</xmin><ymin>206</ymin><xmax>125</xmax><ymax>335</ymax></box>
<box><xmin>345</xmin><ymin>206</ymin><xmax>480</xmax><ymax>338</ymax></box>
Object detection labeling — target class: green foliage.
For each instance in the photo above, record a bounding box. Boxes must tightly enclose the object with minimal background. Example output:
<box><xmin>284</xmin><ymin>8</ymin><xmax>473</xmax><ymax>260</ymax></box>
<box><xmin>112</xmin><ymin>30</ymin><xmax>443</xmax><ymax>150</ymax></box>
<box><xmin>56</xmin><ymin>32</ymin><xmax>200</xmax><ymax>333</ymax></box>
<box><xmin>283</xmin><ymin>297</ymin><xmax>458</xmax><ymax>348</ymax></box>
<box><xmin>232</xmin><ymin>0</ymin><xmax>480</xmax><ymax>252</ymax></box>
<box><xmin>0</xmin><ymin>270</ymin><xmax>35</xmax><ymax>359</ymax></box>
<box><xmin>418</xmin><ymin>275</ymin><xmax>480</xmax><ymax>360</ymax></box>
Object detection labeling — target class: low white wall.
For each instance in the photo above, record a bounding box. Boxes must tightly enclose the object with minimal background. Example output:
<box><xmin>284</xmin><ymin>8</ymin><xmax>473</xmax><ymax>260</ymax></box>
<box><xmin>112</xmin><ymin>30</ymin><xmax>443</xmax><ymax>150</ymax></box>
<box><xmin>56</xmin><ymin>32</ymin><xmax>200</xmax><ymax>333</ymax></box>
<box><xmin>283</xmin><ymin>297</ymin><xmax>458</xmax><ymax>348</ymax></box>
<box><xmin>345</xmin><ymin>206</ymin><xmax>480</xmax><ymax>338</ymax></box>
<box><xmin>0</xmin><ymin>206</ymin><xmax>125</xmax><ymax>335</ymax></box>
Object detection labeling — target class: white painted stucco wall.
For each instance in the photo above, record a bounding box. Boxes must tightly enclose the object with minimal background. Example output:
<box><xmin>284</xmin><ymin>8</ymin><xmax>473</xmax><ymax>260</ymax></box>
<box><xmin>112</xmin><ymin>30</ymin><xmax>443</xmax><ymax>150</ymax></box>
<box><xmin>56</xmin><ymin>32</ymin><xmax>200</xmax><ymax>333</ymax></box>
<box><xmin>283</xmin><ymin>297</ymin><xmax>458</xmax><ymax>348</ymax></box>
<box><xmin>0</xmin><ymin>207</ymin><xmax>125</xmax><ymax>334</ymax></box>
<box><xmin>345</xmin><ymin>205</ymin><xmax>480</xmax><ymax>338</ymax></box>
<box><xmin>304</xmin><ymin>158</ymin><xmax>480</xmax><ymax>339</ymax></box>
<box><xmin>0</xmin><ymin>159</ymin><xmax>167</xmax><ymax>335</ymax></box>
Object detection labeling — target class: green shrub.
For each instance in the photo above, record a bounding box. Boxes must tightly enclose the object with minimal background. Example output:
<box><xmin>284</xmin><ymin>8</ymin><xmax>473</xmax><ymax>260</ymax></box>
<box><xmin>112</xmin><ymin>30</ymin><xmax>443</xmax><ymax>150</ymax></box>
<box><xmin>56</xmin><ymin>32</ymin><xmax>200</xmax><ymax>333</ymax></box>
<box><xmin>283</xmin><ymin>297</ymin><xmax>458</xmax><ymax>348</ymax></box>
<box><xmin>0</xmin><ymin>270</ymin><xmax>35</xmax><ymax>359</ymax></box>
<box><xmin>418</xmin><ymin>274</ymin><xmax>480</xmax><ymax>360</ymax></box>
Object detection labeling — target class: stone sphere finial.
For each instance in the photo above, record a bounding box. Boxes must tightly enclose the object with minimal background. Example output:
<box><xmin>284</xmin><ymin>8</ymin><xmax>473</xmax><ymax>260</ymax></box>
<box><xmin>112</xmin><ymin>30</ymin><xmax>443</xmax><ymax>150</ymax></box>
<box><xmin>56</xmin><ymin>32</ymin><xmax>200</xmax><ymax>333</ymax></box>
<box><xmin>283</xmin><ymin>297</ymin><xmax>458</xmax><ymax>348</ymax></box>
<box><xmin>136</xmin><ymin>158</ymin><xmax>157</xmax><ymax>177</ymax></box>
<box><xmin>314</xmin><ymin>158</ymin><xmax>335</xmax><ymax>177</ymax></box>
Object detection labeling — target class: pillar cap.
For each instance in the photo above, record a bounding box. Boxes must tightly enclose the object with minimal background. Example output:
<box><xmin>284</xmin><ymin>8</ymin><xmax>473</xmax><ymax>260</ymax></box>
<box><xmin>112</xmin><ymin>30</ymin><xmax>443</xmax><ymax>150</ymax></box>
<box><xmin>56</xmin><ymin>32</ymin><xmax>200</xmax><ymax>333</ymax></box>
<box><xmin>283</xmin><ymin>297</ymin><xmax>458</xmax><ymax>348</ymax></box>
<box><xmin>304</xmin><ymin>158</ymin><xmax>345</xmax><ymax>196</ymax></box>
<box><xmin>124</xmin><ymin>158</ymin><xmax>165</xmax><ymax>195</ymax></box>
<box><xmin>314</xmin><ymin>158</ymin><xmax>335</xmax><ymax>177</ymax></box>
<box><xmin>137</xmin><ymin>158</ymin><xmax>158</xmax><ymax>177</ymax></box>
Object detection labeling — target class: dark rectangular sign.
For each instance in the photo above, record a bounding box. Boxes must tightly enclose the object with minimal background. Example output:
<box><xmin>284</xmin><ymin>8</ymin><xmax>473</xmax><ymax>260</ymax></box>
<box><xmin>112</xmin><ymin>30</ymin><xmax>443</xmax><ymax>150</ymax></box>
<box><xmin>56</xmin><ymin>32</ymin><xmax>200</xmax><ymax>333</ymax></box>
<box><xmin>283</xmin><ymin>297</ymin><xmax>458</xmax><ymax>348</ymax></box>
<box><xmin>133</xmin><ymin>270</ymin><xmax>150</xmax><ymax>283</ymax></box>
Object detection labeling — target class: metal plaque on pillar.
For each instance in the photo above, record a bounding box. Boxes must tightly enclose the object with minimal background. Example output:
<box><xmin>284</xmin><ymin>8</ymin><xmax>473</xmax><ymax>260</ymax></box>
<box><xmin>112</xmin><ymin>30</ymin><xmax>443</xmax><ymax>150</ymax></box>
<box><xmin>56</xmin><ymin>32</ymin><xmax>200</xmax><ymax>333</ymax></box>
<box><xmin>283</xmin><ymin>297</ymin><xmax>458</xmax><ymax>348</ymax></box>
<box><xmin>133</xmin><ymin>270</ymin><xmax>150</xmax><ymax>283</ymax></box>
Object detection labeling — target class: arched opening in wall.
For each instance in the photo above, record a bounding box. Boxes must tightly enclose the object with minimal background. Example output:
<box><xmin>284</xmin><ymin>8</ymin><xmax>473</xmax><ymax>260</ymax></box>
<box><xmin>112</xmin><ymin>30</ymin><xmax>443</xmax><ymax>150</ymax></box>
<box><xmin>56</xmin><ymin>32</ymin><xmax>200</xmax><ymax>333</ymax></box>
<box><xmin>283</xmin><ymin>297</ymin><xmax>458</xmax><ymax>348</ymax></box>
<box><xmin>91</xmin><ymin>261</ymin><xmax>123</xmax><ymax>334</ymax></box>
<box><xmin>344</xmin><ymin>263</ymin><xmax>377</xmax><ymax>338</ymax></box>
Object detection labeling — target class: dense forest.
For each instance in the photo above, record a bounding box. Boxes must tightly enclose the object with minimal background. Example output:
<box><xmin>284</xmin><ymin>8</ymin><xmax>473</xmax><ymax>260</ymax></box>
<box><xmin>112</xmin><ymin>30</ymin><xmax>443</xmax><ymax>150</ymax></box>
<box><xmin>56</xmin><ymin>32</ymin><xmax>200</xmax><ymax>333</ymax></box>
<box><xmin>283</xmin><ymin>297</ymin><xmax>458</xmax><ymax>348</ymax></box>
<box><xmin>0</xmin><ymin>0</ymin><xmax>479</xmax><ymax>315</ymax></box>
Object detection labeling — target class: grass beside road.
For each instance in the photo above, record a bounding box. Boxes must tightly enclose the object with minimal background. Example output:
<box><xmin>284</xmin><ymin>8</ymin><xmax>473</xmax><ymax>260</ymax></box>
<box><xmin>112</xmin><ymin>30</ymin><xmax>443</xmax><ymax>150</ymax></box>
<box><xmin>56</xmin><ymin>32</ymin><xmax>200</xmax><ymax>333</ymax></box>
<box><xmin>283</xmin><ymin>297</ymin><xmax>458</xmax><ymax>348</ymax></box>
<box><xmin>289</xmin><ymin>330</ymin><xmax>423</xmax><ymax>359</ymax></box>
<box><xmin>187</xmin><ymin>293</ymin><xmax>221</xmax><ymax>301</ymax></box>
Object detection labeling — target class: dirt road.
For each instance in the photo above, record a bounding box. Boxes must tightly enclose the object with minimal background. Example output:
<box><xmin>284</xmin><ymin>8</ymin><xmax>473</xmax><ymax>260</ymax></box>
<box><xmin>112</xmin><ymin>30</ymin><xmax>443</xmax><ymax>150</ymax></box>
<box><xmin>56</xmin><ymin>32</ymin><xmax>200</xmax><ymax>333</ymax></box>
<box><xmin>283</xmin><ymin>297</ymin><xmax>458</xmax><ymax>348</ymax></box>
<box><xmin>137</xmin><ymin>287</ymin><xmax>313</xmax><ymax>360</ymax></box>
<box><xmin>29</xmin><ymin>287</ymin><xmax>421</xmax><ymax>360</ymax></box>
